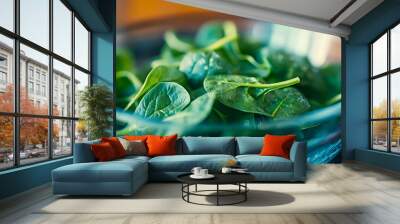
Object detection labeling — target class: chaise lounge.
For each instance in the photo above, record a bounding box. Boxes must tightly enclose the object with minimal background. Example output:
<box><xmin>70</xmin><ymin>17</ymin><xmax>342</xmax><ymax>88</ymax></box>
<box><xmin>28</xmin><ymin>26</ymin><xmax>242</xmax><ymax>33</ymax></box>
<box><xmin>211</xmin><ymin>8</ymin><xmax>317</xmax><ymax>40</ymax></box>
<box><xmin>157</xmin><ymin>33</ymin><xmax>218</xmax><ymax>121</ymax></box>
<box><xmin>52</xmin><ymin>137</ymin><xmax>306</xmax><ymax>196</ymax></box>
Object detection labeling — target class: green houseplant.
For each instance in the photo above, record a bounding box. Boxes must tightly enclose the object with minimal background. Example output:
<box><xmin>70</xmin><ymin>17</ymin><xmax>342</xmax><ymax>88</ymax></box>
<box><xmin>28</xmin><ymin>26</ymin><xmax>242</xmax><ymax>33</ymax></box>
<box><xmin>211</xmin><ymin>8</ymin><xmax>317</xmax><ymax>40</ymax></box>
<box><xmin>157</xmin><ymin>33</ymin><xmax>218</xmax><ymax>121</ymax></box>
<box><xmin>79</xmin><ymin>84</ymin><xmax>113</xmax><ymax>140</ymax></box>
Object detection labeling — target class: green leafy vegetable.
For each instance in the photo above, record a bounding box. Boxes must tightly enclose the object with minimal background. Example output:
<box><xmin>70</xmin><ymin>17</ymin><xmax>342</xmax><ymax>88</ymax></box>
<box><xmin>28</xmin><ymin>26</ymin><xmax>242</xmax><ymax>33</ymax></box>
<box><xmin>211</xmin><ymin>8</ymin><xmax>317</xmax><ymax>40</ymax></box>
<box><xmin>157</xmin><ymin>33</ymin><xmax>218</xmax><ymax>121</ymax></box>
<box><xmin>164</xmin><ymin>92</ymin><xmax>216</xmax><ymax>124</ymax></box>
<box><xmin>116</xmin><ymin>71</ymin><xmax>142</xmax><ymax>108</ymax></box>
<box><xmin>195</xmin><ymin>22</ymin><xmax>225</xmax><ymax>48</ymax></box>
<box><xmin>124</xmin><ymin>66</ymin><xmax>188</xmax><ymax>110</ymax></box>
<box><xmin>116</xmin><ymin>48</ymin><xmax>134</xmax><ymax>72</ymax></box>
<box><xmin>179</xmin><ymin>51</ymin><xmax>230</xmax><ymax>88</ymax></box>
<box><xmin>135</xmin><ymin>82</ymin><xmax>190</xmax><ymax>120</ymax></box>
<box><xmin>204</xmin><ymin>75</ymin><xmax>309</xmax><ymax>117</ymax></box>
<box><xmin>164</xmin><ymin>31</ymin><xmax>194</xmax><ymax>52</ymax></box>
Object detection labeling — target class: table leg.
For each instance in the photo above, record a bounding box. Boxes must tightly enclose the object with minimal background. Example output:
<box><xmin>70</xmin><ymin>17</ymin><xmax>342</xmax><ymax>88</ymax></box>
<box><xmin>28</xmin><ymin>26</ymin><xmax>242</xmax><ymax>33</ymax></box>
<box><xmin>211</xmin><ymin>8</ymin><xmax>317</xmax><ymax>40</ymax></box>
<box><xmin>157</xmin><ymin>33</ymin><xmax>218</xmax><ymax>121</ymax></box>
<box><xmin>245</xmin><ymin>183</ymin><xmax>247</xmax><ymax>201</ymax></box>
<box><xmin>217</xmin><ymin>184</ymin><xmax>219</xmax><ymax>206</ymax></box>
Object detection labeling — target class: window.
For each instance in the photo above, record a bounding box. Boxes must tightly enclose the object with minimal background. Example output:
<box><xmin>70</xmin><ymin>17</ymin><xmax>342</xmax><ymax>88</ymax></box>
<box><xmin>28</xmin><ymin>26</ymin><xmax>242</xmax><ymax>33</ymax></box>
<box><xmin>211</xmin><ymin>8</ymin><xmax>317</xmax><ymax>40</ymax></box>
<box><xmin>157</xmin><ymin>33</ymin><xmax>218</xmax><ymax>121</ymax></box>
<box><xmin>35</xmin><ymin>84</ymin><xmax>40</xmax><ymax>95</ymax></box>
<box><xmin>20</xmin><ymin>0</ymin><xmax>49</xmax><ymax>48</ymax></box>
<box><xmin>370</xmin><ymin>23</ymin><xmax>400</xmax><ymax>154</ymax></box>
<box><xmin>28</xmin><ymin>67</ymin><xmax>34</xmax><ymax>80</ymax></box>
<box><xmin>0</xmin><ymin>0</ymin><xmax>91</xmax><ymax>170</ymax></box>
<box><xmin>42</xmin><ymin>85</ymin><xmax>46</xmax><ymax>97</ymax></box>
<box><xmin>53</xmin><ymin>0</ymin><xmax>72</xmax><ymax>60</ymax></box>
<box><xmin>74</xmin><ymin>18</ymin><xmax>90</xmax><ymax>70</ymax></box>
<box><xmin>0</xmin><ymin>35</ymin><xmax>13</xmax><ymax>113</ymax></box>
<box><xmin>0</xmin><ymin>0</ymin><xmax>14</xmax><ymax>31</ymax></box>
<box><xmin>28</xmin><ymin>81</ymin><xmax>34</xmax><ymax>94</ymax></box>
<box><xmin>0</xmin><ymin>71</ymin><xmax>6</xmax><ymax>85</ymax></box>
<box><xmin>0</xmin><ymin>55</ymin><xmax>7</xmax><ymax>67</ymax></box>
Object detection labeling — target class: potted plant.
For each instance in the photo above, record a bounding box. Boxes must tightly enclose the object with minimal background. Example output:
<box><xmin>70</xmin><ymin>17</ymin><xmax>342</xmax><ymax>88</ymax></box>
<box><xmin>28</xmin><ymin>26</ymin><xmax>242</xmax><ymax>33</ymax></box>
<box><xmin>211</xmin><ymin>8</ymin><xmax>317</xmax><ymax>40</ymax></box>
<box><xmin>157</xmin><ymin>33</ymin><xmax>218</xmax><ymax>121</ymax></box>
<box><xmin>79</xmin><ymin>84</ymin><xmax>113</xmax><ymax>140</ymax></box>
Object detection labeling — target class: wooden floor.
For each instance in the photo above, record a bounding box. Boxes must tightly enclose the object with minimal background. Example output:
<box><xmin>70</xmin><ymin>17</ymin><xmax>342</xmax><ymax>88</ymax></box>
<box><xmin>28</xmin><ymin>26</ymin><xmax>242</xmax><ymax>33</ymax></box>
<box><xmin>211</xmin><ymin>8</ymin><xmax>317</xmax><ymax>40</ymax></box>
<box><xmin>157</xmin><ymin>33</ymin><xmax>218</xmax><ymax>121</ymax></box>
<box><xmin>1</xmin><ymin>162</ymin><xmax>400</xmax><ymax>224</ymax></box>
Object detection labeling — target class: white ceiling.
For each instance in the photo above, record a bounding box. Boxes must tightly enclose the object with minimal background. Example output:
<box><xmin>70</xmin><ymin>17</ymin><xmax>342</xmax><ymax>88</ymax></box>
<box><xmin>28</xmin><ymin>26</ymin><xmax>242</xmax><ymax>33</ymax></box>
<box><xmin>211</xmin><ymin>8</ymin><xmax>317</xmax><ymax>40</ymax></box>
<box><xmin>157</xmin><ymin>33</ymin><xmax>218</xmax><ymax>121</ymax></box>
<box><xmin>227</xmin><ymin>0</ymin><xmax>353</xmax><ymax>24</ymax></box>
<box><xmin>168</xmin><ymin>0</ymin><xmax>384</xmax><ymax>38</ymax></box>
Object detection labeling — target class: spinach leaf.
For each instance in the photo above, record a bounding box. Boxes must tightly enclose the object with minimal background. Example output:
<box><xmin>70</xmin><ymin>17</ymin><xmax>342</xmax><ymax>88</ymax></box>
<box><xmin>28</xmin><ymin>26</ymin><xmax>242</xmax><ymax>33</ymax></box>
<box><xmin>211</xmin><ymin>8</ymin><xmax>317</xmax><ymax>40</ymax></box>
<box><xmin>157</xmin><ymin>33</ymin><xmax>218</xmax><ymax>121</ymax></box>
<box><xmin>116</xmin><ymin>48</ymin><xmax>134</xmax><ymax>72</ymax></box>
<box><xmin>266</xmin><ymin>49</ymin><xmax>296</xmax><ymax>80</ymax></box>
<box><xmin>179</xmin><ymin>51</ymin><xmax>230</xmax><ymax>88</ymax></box>
<box><xmin>135</xmin><ymin>82</ymin><xmax>190</xmax><ymax>120</ymax></box>
<box><xmin>204</xmin><ymin>75</ymin><xmax>309</xmax><ymax>117</ymax></box>
<box><xmin>164</xmin><ymin>92</ymin><xmax>215</xmax><ymax>124</ymax></box>
<box><xmin>238</xmin><ymin>54</ymin><xmax>271</xmax><ymax>78</ymax></box>
<box><xmin>151</xmin><ymin>46</ymin><xmax>183</xmax><ymax>68</ymax></box>
<box><xmin>164</xmin><ymin>31</ymin><xmax>194</xmax><ymax>53</ymax></box>
<box><xmin>195</xmin><ymin>22</ymin><xmax>225</xmax><ymax>48</ymax></box>
<box><xmin>124</xmin><ymin>66</ymin><xmax>188</xmax><ymax>110</ymax></box>
<box><xmin>116</xmin><ymin>71</ymin><xmax>142</xmax><ymax>108</ymax></box>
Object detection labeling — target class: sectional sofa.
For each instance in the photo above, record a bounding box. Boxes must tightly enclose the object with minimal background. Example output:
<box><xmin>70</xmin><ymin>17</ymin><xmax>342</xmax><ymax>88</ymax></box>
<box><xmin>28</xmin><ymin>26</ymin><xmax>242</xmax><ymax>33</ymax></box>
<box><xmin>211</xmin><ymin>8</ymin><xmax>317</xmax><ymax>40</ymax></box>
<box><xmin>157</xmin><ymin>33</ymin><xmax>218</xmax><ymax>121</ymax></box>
<box><xmin>52</xmin><ymin>137</ymin><xmax>307</xmax><ymax>196</ymax></box>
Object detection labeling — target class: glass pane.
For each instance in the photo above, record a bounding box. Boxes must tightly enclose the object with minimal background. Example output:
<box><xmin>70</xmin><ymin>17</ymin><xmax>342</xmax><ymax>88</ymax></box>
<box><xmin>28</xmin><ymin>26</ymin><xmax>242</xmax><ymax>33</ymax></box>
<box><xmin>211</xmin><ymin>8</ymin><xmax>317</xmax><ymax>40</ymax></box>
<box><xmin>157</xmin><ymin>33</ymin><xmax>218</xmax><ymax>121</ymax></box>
<box><xmin>74</xmin><ymin>69</ymin><xmax>89</xmax><ymax>118</ymax></box>
<box><xmin>0</xmin><ymin>0</ymin><xmax>14</xmax><ymax>31</ymax></box>
<box><xmin>0</xmin><ymin>34</ymin><xmax>14</xmax><ymax>112</ymax></box>
<box><xmin>74</xmin><ymin>18</ymin><xmax>89</xmax><ymax>70</ymax></box>
<box><xmin>372</xmin><ymin>77</ymin><xmax>387</xmax><ymax>119</ymax></box>
<box><xmin>391</xmin><ymin>120</ymin><xmax>400</xmax><ymax>153</ymax></box>
<box><xmin>20</xmin><ymin>44</ymin><xmax>49</xmax><ymax>115</ymax></box>
<box><xmin>391</xmin><ymin>72</ymin><xmax>400</xmax><ymax>118</ymax></box>
<box><xmin>391</xmin><ymin>24</ymin><xmax>400</xmax><ymax>70</ymax></box>
<box><xmin>20</xmin><ymin>0</ymin><xmax>49</xmax><ymax>48</ymax></box>
<box><xmin>372</xmin><ymin>33</ymin><xmax>387</xmax><ymax>76</ymax></box>
<box><xmin>53</xmin><ymin>0</ymin><xmax>72</xmax><ymax>60</ymax></box>
<box><xmin>0</xmin><ymin>116</ymin><xmax>14</xmax><ymax>170</ymax></box>
<box><xmin>53</xmin><ymin>59</ymin><xmax>72</xmax><ymax>117</ymax></box>
<box><xmin>20</xmin><ymin>117</ymin><xmax>49</xmax><ymax>165</ymax></box>
<box><xmin>75</xmin><ymin>120</ymin><xmax>88</xmax><ymax>143</ymax></box>
<box><xmin>53</xmin><ymin>119</ymin><xmax>72</xmax><ymax>157</ymax></box>
<box><xmin>372</xmin><ymin>121</ymin><xmax>388</xmax><ymax>151</ymax></box>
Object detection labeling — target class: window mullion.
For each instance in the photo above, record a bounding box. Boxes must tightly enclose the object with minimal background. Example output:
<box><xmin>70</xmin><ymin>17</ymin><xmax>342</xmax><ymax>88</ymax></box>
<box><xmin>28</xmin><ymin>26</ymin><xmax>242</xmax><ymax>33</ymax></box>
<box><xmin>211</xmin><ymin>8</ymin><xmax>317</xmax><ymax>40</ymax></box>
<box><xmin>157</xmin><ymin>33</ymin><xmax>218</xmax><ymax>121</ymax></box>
<box><xmin>388</xmin><ymin>30</ymin><xmax>391</xmax><ymax>152</ymax></box>
<box><xmin>48</xmin><ymin>0</ymin><xmax>54</xmax><ymax>160</ymax></box>
<box><xmin>71</xmin><ymin>10</ymin><xmax>76</xmax><ymax>155</ymax></box>
<box><xmin>13</xmin><ymin>0</ymin><xmax>20</xmax><ymax>167</ymax></box>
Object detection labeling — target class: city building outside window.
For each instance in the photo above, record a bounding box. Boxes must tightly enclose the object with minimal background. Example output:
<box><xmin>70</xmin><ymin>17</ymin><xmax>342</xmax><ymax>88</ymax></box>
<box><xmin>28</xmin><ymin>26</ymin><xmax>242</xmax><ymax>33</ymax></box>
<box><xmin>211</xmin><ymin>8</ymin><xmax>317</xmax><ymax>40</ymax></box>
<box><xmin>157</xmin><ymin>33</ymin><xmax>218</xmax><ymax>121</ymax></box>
<box><xmin>370</xmin><ymin>22</ymin><xmax>400</xmax><ymax>154</ymax></box>
<box><xmin>0</xmin><ymin>0</ymin><xmax>91</xmax><ymax>170</ymax></box>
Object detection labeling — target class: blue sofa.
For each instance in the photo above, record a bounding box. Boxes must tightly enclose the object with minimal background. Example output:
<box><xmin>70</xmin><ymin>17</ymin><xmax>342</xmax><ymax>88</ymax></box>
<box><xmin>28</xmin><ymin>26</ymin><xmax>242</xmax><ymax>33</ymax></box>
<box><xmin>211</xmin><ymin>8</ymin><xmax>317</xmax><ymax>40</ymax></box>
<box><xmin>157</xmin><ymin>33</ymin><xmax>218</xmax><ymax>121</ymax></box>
<box><xmin>52</xmin><ymin>137</ymin><xmax>306</xmax><ymax>196</ymax></box>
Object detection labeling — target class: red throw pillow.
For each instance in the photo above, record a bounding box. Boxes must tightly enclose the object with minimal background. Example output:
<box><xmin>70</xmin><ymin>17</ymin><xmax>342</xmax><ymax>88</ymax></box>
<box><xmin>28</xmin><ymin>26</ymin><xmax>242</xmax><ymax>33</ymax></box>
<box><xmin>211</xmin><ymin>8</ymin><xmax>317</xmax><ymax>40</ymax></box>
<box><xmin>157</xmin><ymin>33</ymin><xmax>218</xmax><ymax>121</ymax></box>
<box><xmin>259</xmin><ymin>134</ymin><xmax>296</xmax><ymax>159</ymax></box>
<box><xmin>101</xmin><ymin>137</ymin><xmax>127</xmax><ymax>158</ymax></box>
<box><xmin>124</xmin><ymin>135</ymin><xmax>148</xmax><ymax>141</ymax></box>
<box><xmin>91</xmin><ymin>142</ymin><xmax>117</xmax><ymax>161</ymax></box>
<box><xmin>146</xmin><ymin>134</ymin><xmax>177</xmax><ymax>157</ymax></box>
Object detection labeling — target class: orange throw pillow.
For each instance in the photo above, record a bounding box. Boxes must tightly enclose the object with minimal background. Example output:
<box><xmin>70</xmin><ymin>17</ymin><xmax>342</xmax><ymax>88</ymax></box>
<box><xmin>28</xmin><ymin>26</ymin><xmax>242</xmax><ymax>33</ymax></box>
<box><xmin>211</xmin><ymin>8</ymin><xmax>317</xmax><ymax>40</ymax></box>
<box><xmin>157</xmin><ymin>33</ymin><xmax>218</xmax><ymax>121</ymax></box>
<box><xmin>91</xmin><ymin>142</ymin><xmax>117</xmax><ymax>161</ymax></box>
<box><xmin>124</xmin><ymin>135</ymin><xmax>148</xmax><ymax>141</ymax></box>
<box><xmin>101</xmin><ymin>137</ymin><xmax>127</xmax><ymax>158</ymax></box>
<box><xmin>260</xmin><ymin>134</ymin><xmax>296</xmax><ymax>159</ymax></box>
<box><xmin>146</xmin><ymin>134</ymin><xmax>177</xmax><ymax>157</ymax></box>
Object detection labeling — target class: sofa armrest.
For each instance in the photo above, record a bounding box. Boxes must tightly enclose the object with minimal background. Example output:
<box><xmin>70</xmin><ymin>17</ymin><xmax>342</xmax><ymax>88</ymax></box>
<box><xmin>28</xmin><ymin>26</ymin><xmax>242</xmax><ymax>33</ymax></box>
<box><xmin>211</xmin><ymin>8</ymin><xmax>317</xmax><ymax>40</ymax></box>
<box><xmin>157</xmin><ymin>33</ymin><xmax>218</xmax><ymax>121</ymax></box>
<box><xmin>73</xmin><ymin>141</ymin><xmax>99</xmax><ymax>163</ymax></box>
<box><xmin>289</xmin><ymin>141</ymin><xmax>307</xmax><ymax>181</ymax></box>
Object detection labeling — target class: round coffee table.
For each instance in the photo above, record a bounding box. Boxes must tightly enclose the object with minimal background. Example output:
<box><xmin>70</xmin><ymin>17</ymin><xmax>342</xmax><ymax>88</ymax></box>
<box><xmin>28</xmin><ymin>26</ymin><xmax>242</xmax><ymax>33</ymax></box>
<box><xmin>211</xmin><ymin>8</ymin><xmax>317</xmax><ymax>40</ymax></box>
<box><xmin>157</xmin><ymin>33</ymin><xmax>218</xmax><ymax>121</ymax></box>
<box><xmin>177</xmin><ymin>173</ymin><xmax>255</xmax><ymax>206</ymax></box>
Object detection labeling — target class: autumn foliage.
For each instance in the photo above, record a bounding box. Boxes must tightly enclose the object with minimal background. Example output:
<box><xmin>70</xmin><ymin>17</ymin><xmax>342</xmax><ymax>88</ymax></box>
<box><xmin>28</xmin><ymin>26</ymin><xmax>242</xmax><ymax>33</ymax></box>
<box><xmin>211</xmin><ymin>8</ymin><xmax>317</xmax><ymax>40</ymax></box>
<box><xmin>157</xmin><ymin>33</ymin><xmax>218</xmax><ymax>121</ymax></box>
<box><xmin>0</xmin><ymin>85</ymin><xmax>59</xmax><ymax>151</ymax></box>
<box><xmin>372</xmin><ymin>99</ymin><xmax>400</xmax><ymax>141</ymax></box>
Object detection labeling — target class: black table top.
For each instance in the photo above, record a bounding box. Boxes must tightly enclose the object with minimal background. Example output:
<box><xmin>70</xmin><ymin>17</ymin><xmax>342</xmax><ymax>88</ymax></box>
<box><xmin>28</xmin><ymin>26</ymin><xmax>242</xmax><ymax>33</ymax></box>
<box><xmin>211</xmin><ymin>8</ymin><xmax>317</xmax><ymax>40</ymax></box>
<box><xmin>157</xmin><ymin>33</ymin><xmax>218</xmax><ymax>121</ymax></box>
<box><xmin>177</xmin><ymin>172</ymin><xmax>255</xmax><ymax>185</ymax></box>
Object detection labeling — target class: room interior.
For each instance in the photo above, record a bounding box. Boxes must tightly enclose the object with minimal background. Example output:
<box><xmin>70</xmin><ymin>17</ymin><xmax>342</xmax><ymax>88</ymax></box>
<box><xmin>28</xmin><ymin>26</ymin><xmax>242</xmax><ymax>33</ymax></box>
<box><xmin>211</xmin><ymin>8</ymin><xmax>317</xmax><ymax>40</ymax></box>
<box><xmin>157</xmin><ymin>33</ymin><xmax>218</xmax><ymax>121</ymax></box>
<box><xmin>1</xmin><ymin>0</ymin><xmax>400</xmax><ymax>223</ymax></box>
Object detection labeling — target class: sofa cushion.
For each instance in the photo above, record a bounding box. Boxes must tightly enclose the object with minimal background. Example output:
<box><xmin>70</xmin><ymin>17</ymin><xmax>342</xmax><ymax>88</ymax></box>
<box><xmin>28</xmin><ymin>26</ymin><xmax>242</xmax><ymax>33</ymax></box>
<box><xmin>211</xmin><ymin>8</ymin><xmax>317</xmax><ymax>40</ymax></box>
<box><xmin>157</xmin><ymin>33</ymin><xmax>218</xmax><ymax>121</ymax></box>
<box><xmin>73</xmin><ymin>140</ymin><xmax>100</xmax><ymax>163</ymax></box>
<box><xmin>236</xmin><ymin>137</ymin><xmax>263</xmax><ymax>155</ymax></box>
<box><xmin>236</xmin><ymin>155</ymin><xmax>293</xmax><ymax>172</ymax></box>
<box><xmin>149</xmin><ymin>154</ymin><xmax>235</xmax><ymax>172</ymax></box>
<box><xmin>101</xmin><ymin>137</ymin><xmax>127</xmax><ymax>158</ymax></box>
<box><xmin>181</xmin><ymin>137</ymin><xmax>235</xmax><ymax>155</ymax></box>
<box><xmin>53</xmin><ymin>158</ymin><xmax>147</xmax><ymax>183</ymax></box>
<box><xmin>91</xmin><ymin>142</ymin><xmax>118</xmax><ymax>161</ymax></box>
<box><xmin>260</xmin><ymin>134</ymin><xmax>296</xmax><ymax>159</ymax></box>
<box><xmin>147</xmin><ymin>134</ymin><xmax>177</xmax><ymax>157</ymax></box>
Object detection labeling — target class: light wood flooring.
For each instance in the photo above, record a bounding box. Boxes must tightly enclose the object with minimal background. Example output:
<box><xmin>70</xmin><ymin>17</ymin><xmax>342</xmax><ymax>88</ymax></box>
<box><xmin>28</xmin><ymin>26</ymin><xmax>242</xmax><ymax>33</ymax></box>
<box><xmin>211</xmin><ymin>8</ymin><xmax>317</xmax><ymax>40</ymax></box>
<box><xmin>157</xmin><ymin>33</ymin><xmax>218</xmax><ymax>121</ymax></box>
<box><xmin>1</xmin><ymin>162</ymin><xmax>400</xmax><ymax>224</ymax></box>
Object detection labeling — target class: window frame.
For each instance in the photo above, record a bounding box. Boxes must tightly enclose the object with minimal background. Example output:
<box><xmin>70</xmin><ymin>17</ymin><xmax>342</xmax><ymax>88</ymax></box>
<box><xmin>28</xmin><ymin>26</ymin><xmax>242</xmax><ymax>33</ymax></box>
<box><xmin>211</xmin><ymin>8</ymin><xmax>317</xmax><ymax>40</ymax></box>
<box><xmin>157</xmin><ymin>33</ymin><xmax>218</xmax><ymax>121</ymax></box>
<box><xmin>0</xmin><ymin>0</ymin><xmax>92</xmax><ymax>171</ymax></box>
<box><xmin>370</xmin><ymin>20</ymin><xmax>400</xmax><ymax>154</ymax></box>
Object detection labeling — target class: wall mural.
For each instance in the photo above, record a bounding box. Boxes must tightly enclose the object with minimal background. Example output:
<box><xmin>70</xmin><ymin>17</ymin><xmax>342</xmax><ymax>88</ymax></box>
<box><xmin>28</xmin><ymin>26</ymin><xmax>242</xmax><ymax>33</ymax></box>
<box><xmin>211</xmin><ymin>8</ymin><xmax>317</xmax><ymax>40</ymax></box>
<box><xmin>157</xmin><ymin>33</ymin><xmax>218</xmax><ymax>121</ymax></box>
<box><xmin>116</xmin><ymin>0</ymin><xmax>341</xmax><ymax>163</ymax></box>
